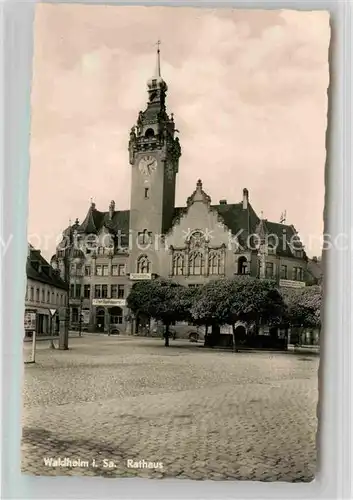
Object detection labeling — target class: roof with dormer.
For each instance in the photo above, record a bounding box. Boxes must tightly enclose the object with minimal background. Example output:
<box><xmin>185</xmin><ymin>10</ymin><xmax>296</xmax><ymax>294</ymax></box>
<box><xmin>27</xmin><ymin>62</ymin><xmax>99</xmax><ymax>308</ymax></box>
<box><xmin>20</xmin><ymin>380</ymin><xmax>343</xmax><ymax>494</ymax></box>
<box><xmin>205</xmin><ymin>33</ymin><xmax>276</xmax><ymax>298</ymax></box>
<box><xmin>27</xmin><ymin>245</ymin><xmax>68</xmax><ymax>291</ymax></box>
<box><xmin>60</xmin><ymin>182</ymin><xmax>306</xmax><ymax>260</ymax></box>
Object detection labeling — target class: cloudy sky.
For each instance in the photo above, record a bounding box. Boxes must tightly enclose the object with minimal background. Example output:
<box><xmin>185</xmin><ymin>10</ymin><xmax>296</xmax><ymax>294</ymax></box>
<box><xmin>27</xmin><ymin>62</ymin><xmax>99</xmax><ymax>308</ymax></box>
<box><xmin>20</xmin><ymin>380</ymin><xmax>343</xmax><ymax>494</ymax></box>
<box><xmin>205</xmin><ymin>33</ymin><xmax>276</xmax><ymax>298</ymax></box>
<box><xmin>28</xmin><ymin>4</ymin><xmax>330</xmax><ymax>259</ymax></box>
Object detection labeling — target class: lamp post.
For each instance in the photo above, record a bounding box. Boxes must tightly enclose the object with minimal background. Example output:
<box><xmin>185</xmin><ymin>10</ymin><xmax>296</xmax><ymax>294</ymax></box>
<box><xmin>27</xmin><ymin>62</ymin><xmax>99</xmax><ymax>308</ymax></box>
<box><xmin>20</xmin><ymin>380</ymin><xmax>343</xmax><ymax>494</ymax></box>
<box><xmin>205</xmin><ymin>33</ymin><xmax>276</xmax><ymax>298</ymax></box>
<box><xmin>79</xmin><ymin>296</ymin><xmax>83</xmax><ymax>337</ymax></box>
<box><xmin>58</xmin><ymin>228</ymin><xmax>74</xmax><ymax>350</ymax></box>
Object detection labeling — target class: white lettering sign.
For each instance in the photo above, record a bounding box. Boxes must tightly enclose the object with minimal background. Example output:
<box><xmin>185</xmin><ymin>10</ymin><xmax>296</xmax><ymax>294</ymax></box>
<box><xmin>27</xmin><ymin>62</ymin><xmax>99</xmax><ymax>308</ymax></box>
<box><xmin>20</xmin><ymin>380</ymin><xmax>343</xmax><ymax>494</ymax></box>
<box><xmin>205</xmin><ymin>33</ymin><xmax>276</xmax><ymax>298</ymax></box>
<box><xmin>130</xmin><ymin>273</ymin><xmax>152</xmax><ymax>281</ymax></box>
<box><xmin>279</xmin><ymin>279</ymin><xmax>306</xmax><ymax>289</ymax></box>
<box><xmin>92</xmin><ymin>299</ymin><xmax>126</xmax><ymax>307</ymax></box>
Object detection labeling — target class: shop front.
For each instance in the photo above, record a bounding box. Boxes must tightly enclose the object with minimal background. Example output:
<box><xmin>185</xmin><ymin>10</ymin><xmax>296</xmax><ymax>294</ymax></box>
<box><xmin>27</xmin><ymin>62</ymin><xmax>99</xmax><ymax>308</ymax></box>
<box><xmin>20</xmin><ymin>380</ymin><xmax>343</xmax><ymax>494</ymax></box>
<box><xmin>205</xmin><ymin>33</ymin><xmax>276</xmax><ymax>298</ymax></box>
<box><xmin>24</xmin><ymin>307</ymin><xmax>51</xmax><ymax>338</ymax></box>
<box><xmin>92</xmin><ymin>298</ymin><xmax>127</xmax><ymax>334</ymax></box>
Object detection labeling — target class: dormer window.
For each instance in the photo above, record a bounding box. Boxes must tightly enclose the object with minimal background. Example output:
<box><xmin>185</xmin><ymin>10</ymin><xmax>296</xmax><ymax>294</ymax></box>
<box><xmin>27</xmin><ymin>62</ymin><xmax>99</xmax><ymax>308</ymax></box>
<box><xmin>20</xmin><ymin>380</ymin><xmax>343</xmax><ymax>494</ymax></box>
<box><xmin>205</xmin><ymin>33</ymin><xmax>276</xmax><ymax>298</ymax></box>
<box><xmin>267</xmin><ymin>236</ymin><xmax>277</xmax><ymax>255</ymax></box>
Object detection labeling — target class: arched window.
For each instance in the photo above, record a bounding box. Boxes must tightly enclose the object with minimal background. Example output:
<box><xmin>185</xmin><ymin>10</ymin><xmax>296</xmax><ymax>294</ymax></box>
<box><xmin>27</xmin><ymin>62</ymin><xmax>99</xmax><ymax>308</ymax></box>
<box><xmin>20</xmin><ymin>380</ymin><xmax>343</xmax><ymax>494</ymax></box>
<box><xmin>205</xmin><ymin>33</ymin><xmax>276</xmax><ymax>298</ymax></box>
<box><xmin>237</xmin><ymin>256</ymin><xmax>248</xmax><ymax>275</ymax></box>
<box><xmin>145</xmin><ymin>128</ymin><xmax>155</xmax><ymax>138</ymax></box>
<box><xmin>209</xmin><ymin>251</ymin><xmax>223</xmax><ymax>275</ymax></box>
<box><xmin>137</xmin><ymin>255</ymin><xmax>151</xmax><ymax>274</ymax></box>
<box><xmin>188</xmin><ymin>251</ymin><xmax>205</xmax><ymax>276</ymax></box>
<box><xmin>172</xmin><ymin>253</ymin><xmax>185</xmax><ymax>276</ymax></box>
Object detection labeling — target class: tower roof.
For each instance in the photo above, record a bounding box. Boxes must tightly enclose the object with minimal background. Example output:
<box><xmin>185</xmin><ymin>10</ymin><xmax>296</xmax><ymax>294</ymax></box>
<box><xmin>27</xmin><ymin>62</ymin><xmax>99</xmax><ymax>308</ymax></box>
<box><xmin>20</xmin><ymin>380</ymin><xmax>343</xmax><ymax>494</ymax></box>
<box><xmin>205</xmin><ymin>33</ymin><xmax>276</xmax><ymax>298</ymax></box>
<box><xmin>147</xmin><ymin>40</ymin><xmax>168</xmax><ymax>93</ymax></box>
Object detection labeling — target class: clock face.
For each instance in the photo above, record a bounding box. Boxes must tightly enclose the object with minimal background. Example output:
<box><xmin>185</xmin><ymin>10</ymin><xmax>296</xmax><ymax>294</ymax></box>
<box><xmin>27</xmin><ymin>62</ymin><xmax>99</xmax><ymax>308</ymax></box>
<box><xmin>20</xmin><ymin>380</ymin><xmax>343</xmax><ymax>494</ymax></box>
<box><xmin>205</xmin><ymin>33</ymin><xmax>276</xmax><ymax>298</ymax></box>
<box><xmin>138</xmin><ymin>155</ymin><xmax>157</xmax><ymax>176</ymax></box>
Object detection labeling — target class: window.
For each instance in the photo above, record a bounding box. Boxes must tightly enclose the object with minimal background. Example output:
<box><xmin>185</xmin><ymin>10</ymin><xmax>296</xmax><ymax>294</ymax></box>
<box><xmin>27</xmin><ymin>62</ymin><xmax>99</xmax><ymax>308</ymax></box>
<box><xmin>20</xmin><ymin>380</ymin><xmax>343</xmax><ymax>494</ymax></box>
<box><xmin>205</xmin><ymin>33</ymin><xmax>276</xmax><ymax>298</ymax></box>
<box><xmin>111</xmin><ymin>285</ymin><xmax>118</xmax><ymax>298</ymax></box>
<box><xmin>280</xmin><ymin>265</ymin><xmax>288</xmax><ymax>280</ymax></box>
<box><xmin>72</xmin><ymin>308</ymin><xmax>79</xmax><ymax>323</ymax></box>
<box><xmin>209</xmin><ymin>251</ymin><xmax>223</xmax><ymax>275</ymax></box>
<box><xmin>84</xmin><ymin>266</ymin><xmax>91</xmax><ymax>276</ymax></box>
<box><xmin>52</xmin><ymin>291</ymin><xmax>55</xmax><ymax>303</ymax></box>
<box><xmin>138</xmin><ymin>230</ymin><xmax>152</xmax><ymax>246</ymax></box>
<box><xmin>76</xmin><ymin>263</ymin><xmax>82</xmax><ymax>276</ymax></box>
<box><xmin>102</xmin><ymin>285</ymin><xmax>108</xmax><ymax>298</ymax></box>
<box><xmin>188</xmin><ymin>252</ymin><xmax>205</xmax><ymax>276</ymax></box>
<box><xmin>294</xmin><ymin>250</ymin><xmax>303</xmax><ymax>258</ymax></box>
<box><xmin>137</xmin><ymin>255</ymin><xmax>151</xmax><ymax>274</ymax></box>
<box><xmin>30</xmin><ymin>287</ymin><xmax>34</xmax><ymax>301</ymax></box>
<box><xmin>96</xmin><ymin>265</ymin><xmax>102</xmax><ymax>276</ymax></box>
<box><xmin>237</xmin><ymin>256</ymin><xmax>248</xmax><ymax>275</ymax></box>
<box><xmin>41</xmin><ymin>289</ymin><xmax>45</xmax><ymax>302</ymax></box>
<box><xmin>36</xmin><ymin>288</ymin><xmax>40</xmax><ymax>302</ymax></box>
<box><xmin>144</xmin><ymin>188</ymin><xmax>149</xmax><ymax>199</ymax></box>
<box><xmin>57</xmin><ymin>293</ymin><xmax>59</xmax><ymax>304</ymax></box>
<box><xmin>117</xmin><ymin>285</ymin><xmax>125</xmax><ymax>299</ymax></box>
<box><xmin>265</xmin><ymin>262</ymin><xmax>274</xmax><ymax>278</ymax></box>
<box><xmin>98</xmin><ymin>246</ymin><xmax>104</xmax><ymax>255</ymax></box>
<box><xmin>293</xmin><ymin>267</ymin><xmax>304</xmax><ymax>281</ymax></box>
<box><xmin>102</xmin><ymin>265</ymin><xmax>109</xmax><ymax>276</ymax></box>
<box><xmin>70</xmin><ymin>284</ymin><xmax>75</xmax><ymax>298</ymax></box>
<box><xmin>112</xmin><ymin>264</ymin><xmax>126</xmax><ymax>276</ymax></box>
<box><xmin>94</xmin><ymin>285</ymin><xmax>101</xmax><ymax>299</ymax></box>
<box><xmin>145</xmin><ymin>128</ymin><xmax>155</xmax><ymax>137</ymax></box>
<box><xmin>75</xmin><ymin>284</ymin><xmax>81</xmax><ymax>299</ymax></box>
<box><xmin>84</xmin><ymin>284</ymin><xmax>91</xmax><ymax>299</ymax></box>
<box><xmin>61</xmin><ymin>294</ymin><xmax>64</xmax><ymax>305</ymax></box>
<box><xmin>47</xmin><ymin>290</ymin><xmax>50</xmax><ymax>302</ymax></box>
<box><xmin>172</xmin><ymin>253</ymin><xmax>184</xmax><ymax>276</ymax></box>
<box><xmin>267</xmin><ymin>237</ymin><xmax>277</xmax><ymax>255</ymax></box>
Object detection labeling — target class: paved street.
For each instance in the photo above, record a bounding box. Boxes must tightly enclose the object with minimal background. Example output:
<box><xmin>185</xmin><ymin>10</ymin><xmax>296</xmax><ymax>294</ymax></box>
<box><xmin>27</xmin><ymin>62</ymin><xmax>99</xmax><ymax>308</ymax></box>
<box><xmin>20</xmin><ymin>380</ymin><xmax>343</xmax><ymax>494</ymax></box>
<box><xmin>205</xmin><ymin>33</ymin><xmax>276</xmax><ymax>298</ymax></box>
<box><xmin>22</xmin><ymin>336</ymin><xmax>319</xmax><ymax>481</ymax></box>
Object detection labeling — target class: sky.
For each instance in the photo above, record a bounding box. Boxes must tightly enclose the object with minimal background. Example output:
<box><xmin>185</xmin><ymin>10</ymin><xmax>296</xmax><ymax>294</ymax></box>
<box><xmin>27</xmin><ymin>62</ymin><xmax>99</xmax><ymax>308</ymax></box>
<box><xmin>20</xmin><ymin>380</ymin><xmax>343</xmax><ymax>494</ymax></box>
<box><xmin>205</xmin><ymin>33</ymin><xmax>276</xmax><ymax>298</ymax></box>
<box><xmin>28</xmin><ymin>4</ymin><xmax>330</xmax><ymax>260</ymax></box>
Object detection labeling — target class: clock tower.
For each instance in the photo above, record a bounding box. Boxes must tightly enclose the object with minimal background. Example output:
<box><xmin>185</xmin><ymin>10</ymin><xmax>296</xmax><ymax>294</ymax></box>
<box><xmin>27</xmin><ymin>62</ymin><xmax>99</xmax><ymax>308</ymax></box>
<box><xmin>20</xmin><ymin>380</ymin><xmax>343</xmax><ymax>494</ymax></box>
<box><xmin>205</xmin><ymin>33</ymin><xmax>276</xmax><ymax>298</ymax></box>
<box><xmin>128</xmin><ymin>43</ymin><xmax>181</xmax><ymax>275</ymax></box>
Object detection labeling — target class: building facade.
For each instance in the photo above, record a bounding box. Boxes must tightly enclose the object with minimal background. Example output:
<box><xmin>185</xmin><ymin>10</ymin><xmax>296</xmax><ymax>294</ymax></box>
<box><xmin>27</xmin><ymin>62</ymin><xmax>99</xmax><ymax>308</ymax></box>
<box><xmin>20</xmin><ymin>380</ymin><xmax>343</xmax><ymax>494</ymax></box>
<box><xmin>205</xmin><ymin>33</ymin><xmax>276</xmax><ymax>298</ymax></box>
<box><xmin>25</xmin><ymin>245</ymin><xmax>68</xmax><ymax>337</ymax></box>
<box><xmin>51</xmin><ymin>48</ymin><xmax>314</xmax><ymax>334</ymax></box>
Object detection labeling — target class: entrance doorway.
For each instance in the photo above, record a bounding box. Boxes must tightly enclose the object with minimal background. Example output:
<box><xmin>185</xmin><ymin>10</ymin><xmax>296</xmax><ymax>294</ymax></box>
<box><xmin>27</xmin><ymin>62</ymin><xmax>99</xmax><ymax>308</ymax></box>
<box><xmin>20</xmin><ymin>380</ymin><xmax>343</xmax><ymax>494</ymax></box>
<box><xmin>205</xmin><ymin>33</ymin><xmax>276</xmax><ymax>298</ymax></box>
<box><xmin>96</xmin><ymin>308</ymin><xmax>105</xmax><ymax>332</ymax></box>
<box><xmin>109</xmin><ymin>307</ymin><xmax>123</xmax><ymax>334</ymax></box>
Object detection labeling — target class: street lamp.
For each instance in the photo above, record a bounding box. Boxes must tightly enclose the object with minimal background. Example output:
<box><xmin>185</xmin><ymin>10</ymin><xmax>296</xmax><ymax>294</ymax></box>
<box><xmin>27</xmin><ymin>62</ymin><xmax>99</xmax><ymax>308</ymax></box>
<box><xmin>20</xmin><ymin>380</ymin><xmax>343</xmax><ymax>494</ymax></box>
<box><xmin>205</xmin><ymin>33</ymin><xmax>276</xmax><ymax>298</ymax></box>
<box><xmin>58</xmin><ymin>227</ymin><xmax>74</xmax><ymax>350</ymax></box>
<box><xmin>79</xmin><ymin>296</ymin><xmax>83</xmax><ymax>337</ymax></box>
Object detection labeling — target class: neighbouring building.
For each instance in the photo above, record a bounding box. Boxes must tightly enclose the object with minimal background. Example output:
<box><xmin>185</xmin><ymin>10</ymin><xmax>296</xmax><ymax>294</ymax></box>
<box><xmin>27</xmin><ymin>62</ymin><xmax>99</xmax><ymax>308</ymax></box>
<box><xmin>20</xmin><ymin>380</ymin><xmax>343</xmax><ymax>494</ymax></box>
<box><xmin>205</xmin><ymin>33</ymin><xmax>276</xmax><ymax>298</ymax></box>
<box><xmin>51</xmin><ymin>47</ymin><xmax>313</xmax><ymax>335</ymax></box>
<box><xmin>25</xmin><ymin>244</ymin><xmax>68</xmax><ymax>338</ymax></box>
<box><xmin>307</xmin><ymin>256</ymin><xmax>323</xmax><ymax>286</ymax></box>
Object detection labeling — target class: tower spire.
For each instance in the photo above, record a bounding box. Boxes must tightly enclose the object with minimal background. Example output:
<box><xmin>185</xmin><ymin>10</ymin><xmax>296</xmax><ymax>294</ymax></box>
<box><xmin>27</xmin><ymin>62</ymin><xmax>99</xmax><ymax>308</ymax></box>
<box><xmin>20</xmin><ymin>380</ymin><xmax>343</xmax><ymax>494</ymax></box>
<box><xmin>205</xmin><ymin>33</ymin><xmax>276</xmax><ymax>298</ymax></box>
<box><xmin>155</xmin><ymin>40</ymin><xmax>161</xmax><ymax>77</ymax></box>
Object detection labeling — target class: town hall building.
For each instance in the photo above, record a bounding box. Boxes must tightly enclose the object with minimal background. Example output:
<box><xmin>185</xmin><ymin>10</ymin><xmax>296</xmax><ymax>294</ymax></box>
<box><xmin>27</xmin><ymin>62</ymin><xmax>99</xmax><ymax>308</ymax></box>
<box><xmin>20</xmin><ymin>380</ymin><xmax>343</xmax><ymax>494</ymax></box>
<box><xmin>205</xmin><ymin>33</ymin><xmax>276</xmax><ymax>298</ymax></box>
<box><xmin>51</xmin><ymin>46</ymin><xmax>315</xmax><ymax>334</ymax></box>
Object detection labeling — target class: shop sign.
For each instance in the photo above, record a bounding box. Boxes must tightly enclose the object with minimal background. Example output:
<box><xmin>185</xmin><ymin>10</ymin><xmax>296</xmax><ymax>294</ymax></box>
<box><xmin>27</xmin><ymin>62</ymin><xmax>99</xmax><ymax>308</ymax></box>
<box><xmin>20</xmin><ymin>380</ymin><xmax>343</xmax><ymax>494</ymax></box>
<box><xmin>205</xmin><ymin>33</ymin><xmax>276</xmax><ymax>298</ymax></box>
<box><xmin>279</xmin><ymin>280</ymin><xmax>306</xmax><ymax>289</ymax></box>
<box><xmin>130</xmin><ymin>273</ymin><xmax>152</xmax><ymax>281</ymax></box>
<box><xmin>24</xmin><ymin>310</ymin><xmax>36</xmax><ymax>331</ymax></box>
<box><xmin>92</xmin><ymin>299</ymin><xmax>126</xmax><ymax>307</ymax></box>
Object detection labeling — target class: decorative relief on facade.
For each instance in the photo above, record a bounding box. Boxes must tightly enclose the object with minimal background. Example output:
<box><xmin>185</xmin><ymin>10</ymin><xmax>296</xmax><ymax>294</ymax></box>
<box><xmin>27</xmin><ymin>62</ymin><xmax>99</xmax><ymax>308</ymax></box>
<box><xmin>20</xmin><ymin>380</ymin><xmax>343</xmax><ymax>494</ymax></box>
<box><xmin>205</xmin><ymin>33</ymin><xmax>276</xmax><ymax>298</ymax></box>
<box><xmin>137</xmin><ymin>254</ymin><xmax>151</xmax><ymax>274</ymax></box>
<box><xmin>170</xmin><ymin>230</ymin><xmax>225</xmax><ymax>277</ymax></box>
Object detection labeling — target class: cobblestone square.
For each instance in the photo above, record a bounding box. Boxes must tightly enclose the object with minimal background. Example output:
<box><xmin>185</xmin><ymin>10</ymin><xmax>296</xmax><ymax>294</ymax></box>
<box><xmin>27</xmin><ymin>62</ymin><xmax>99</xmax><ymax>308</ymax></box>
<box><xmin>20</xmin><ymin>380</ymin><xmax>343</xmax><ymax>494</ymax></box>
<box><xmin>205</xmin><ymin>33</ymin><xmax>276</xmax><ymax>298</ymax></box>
<box><xmin>22</xmin><ymin>336</ymin><xmax>319</xmax><ymax>481</ymax></box>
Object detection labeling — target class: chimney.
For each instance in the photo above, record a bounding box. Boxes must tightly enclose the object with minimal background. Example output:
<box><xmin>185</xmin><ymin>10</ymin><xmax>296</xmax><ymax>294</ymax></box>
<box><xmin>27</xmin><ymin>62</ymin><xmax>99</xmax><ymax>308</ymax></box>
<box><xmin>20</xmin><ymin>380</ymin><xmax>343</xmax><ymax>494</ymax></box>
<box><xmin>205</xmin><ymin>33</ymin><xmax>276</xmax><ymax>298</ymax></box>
<box><xmin>219</xmin><ymin>199</ymin><xmax>227</xmax><ymax>205</ymax></box>
<box><xmin>242</xmin><ymin>188</ymin><xmax>249</xmax><ymax>210</ymax></box>
<box><xmin>109</xmin><ymin>200</ymin><xmax>115</xmax><ymax>219</ymax></box>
